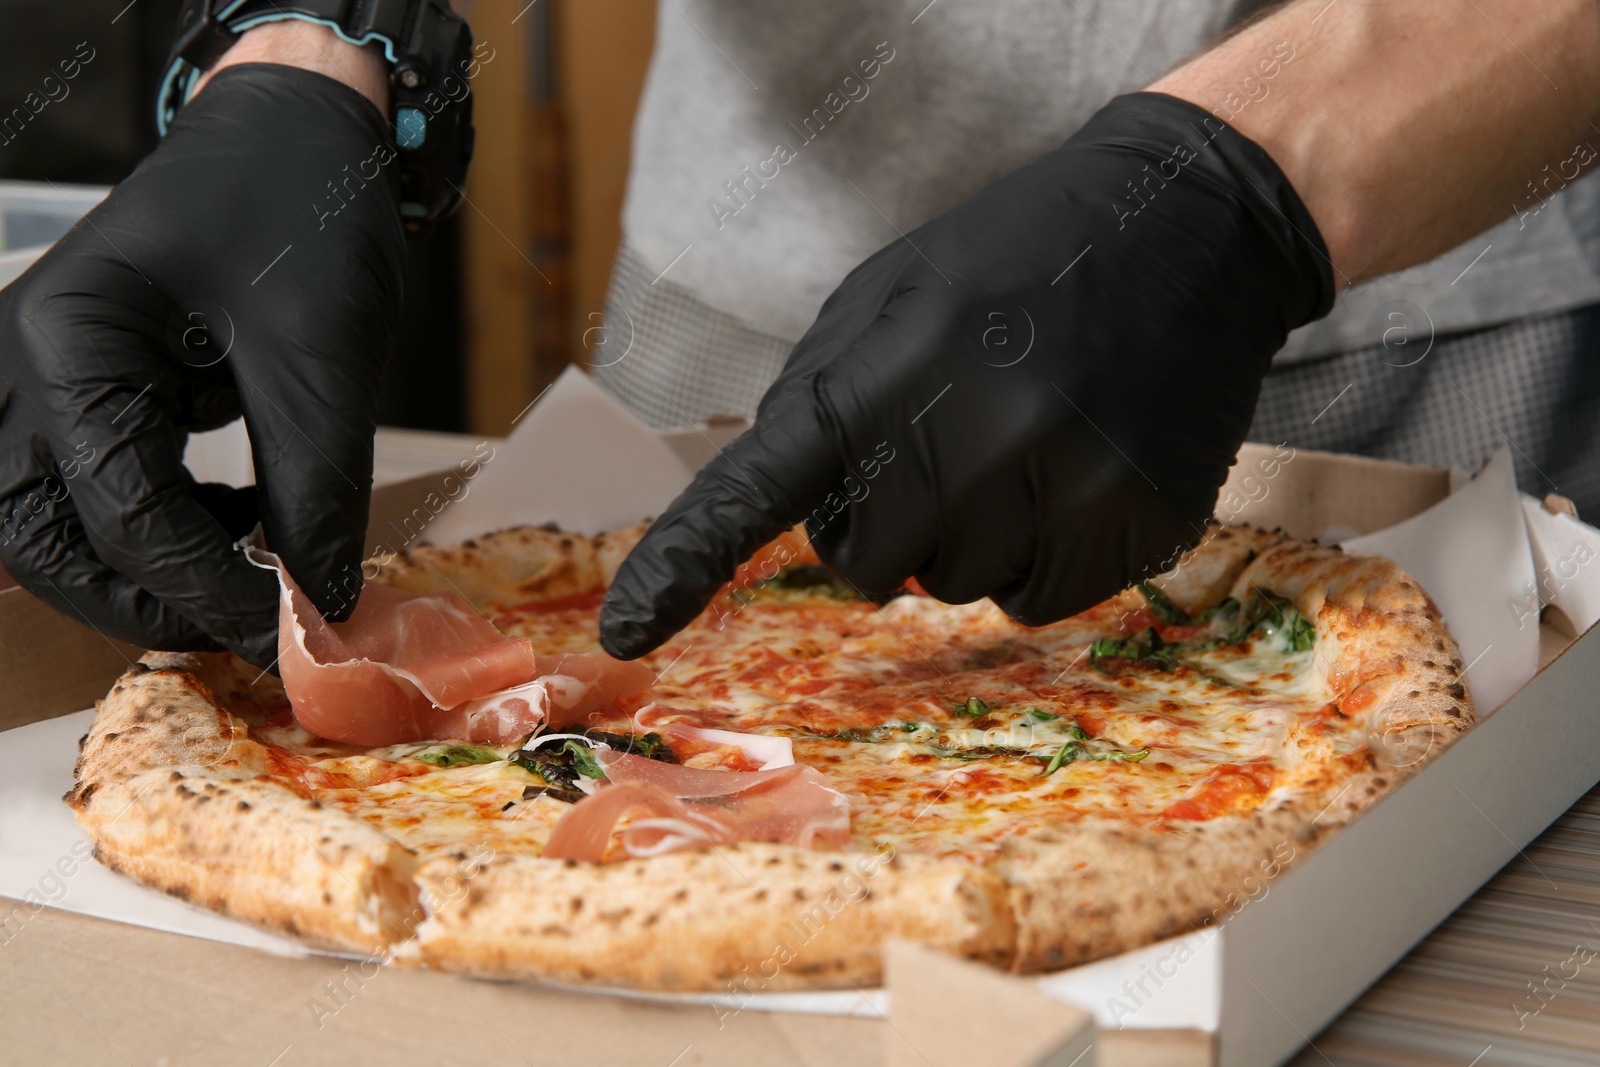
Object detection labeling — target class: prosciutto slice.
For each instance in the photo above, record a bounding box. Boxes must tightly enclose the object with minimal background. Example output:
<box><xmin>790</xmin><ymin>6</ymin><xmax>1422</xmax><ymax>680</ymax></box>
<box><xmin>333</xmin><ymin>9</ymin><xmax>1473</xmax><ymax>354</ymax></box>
<box><xmin>252</xmin><ymin>550</ymin><xmax>652</xmax><ymax>746</ymax></box>
<box><xmin>542</xmin><ymin>749</ymin><xmax>851</xmax><ymax>862</ymax></box>
<box><xmin>631</xmin><ymin>705</ymin><xmax>794</xmax><ymax>770</ymax></box>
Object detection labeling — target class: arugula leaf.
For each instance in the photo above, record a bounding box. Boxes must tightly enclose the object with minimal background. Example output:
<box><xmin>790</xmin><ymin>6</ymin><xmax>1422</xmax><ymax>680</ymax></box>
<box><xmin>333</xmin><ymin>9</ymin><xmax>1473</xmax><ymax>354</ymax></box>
<box><xmin>955</xmin><ymin>697</ymin><xmax>991</xmax><ymax>718</ymax></box>
<box><xmin>1090</xmin><ymin>629</ymin><xmax>1177</xmax><ymax>672</ymax></box>
<box><xmin>1084</xmin><ymin>748</ymin><xmax>1150</xmax><ymax>763</ymax></box>
<box><xmin>1218</xmin><ymin>597</ymin><xmax>1316</xmax><ymax>651</ymax></box>
<box><xmin>1137</xmin><ymin>582</ymin><xmax>1190</xmax><ymax>625</ymax></box>
<box><xmin>1043</xmin><ymin>741</ymin><xmax>1080</xmax><ymax>776</ymax></box>
<box><xmin>411</xmin><ymin>744</ymin><xmax>504</xmax><ymax>768</ymax></box>
<box><xmin>521</xmin><ymin>783</ymin><xmax>586</xmax><ymax>804</ymax></box>
<box><xmin>563</xmin><ymin>740</ymin><xmax>607</xmax><ymax>779</ymax></box>
<box><xmin>509</xmin><ymin>726</ymin><xmax>673</xmax><ymax>788</ymax></box>
<box><xmin>1282</xmin><ymin>607</ymin><xmax>1316</xmax><ymax>652</ymax></box>
<box><xmin>1195</xmin><ymin>597</ymin><xmax>1240</xmax><ymax>624</ymax></box>
<box><xmin>582</xmin><ymin>729</ymin><xmax>677</xmax><ymax>762</ymax></box>
<box><xmin>1042</xmin><ymin>722</ymin><xmax>1147</xmax><ymax>775</ymax></box>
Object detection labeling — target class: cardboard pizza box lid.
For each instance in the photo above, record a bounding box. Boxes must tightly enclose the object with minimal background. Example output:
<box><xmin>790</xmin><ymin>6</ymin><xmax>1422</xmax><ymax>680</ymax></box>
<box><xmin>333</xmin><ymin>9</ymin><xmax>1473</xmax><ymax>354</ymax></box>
<box><xmin>885</xmin><ymin>940</ymin><xmax>1095</xmax><ymax>1067</ymax></box>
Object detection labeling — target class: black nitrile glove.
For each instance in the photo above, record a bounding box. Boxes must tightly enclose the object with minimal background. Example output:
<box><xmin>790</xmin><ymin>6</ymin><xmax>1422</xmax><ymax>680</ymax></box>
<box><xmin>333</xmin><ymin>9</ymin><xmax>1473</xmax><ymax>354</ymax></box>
<box><xmin>601</xmin><ymin>93</ymin><xmax>1334</xmax><ymax>659</ymax></box>
<box><xmin>0</xmin><ymin>64</ymin><xmax>405</xmax><ymax>669</ymax></box>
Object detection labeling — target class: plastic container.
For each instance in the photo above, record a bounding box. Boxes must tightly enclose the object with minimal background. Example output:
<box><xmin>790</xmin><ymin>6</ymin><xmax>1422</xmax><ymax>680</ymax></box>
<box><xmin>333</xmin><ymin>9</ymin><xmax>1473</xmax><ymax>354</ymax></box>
<box><xmin>0</xmin><ymin>180</ymin><xmax>109</xmax><ymax>288</ymax></box>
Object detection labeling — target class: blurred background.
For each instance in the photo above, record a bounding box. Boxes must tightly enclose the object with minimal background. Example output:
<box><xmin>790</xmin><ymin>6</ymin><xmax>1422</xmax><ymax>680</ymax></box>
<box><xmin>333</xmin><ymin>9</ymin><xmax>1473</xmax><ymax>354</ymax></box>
<box><xmin>0</xmin><ymin>0</ymin><xmax>656</xmax><ymax>436</ymax></box>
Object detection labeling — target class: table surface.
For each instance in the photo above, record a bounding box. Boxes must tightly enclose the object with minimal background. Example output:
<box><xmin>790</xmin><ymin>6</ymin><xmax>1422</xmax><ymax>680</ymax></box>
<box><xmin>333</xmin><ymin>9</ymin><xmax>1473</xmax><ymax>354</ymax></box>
<box><xmin>376</xmin><ymin>428</ymin><xmax>1600</xmax><ymax>1066</ymax></box>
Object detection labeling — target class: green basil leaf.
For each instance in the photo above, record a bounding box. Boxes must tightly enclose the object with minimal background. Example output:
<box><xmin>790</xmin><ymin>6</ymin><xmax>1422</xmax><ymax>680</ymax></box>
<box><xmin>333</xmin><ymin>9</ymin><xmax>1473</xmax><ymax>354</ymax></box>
<box><xmin>1195</xmin><ymin>597</ymin><xmax>1241</xmax><ymax>624</ymax></box>
<box><xmin>1090</xmin><ymin>629</ymin><xmax>1177</xmax><ymax>672</ymax></box>
<box><xmin>1025</xmin><ymin>708</ymin><xmax>1060</xmax><ymax>723</ymax></box>
<box><xmin>1137</xmin><ymin>582</ymin><xmax>1190</xmax><ymax>625</ymax></box>
<box><xmin>520</xmin><ymin>783</ymin><xmax>586</xmax><ymax>804</ymax></box>
<box><xmin>1084</xmin><ymin>748</ymin><xmax>1151</xmax><ymax>762</ymax></box>
<box><xmin>955</xmin><ymin>697</ymin><xmax>991</xmax><ymax>718</ymax></box>
<box><xmin>563</xmin><ymin>740</ymin><xmax>608</xmax><ymax>779</ymax></box>
<box><xmin>412</xmin><ymin>744</ymin><xmax>503</xmax><ymax>768</ymax></box>
<box><xmin>1043</xmin><ymin>741</ymin><xmax>1080</xmax><ymax>776</ymax></box>
<box><xmin>1287</xmin><ymin>609</ymin><xmax>1316</xmax><ymax>652</ymax></box>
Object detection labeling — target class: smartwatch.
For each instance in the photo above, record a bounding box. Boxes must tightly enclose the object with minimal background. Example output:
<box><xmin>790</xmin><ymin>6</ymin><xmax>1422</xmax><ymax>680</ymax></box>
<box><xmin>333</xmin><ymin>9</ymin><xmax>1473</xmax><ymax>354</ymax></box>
<box><xmin>157</xmin><ymin>0</ymin><xmax>477</xmax><ymax>236</ymax></box>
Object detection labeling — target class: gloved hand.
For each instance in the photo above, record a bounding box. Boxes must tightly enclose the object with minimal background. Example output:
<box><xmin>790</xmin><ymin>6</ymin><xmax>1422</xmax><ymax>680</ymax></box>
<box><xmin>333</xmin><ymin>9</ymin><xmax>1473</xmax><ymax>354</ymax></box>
<box><xmin>601</xmin><ymin>92</ymin><xmax>1334</xmax><ymax>659</ymax></box>
<box><xmin>0</xmin><ymin>64</ymin><xmax>405</xmax><ymax>669</ymax></box>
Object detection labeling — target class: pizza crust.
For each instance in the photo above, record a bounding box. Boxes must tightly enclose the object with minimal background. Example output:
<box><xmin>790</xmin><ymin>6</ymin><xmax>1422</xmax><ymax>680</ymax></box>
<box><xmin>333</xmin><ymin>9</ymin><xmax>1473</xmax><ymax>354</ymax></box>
<box><xmin>405</xmin><ymin>844</ymin><xmax>1013</xmax><ymax>990</ymax></box>
<box><xmin>998</xmin><ymin>530</ymin><xmax>1473</xmax><ymax>970</ymax></box>
<box><xmin>67</xmin><ymin>659</ymin><xmax>420</xmax><ymax>955</ymax></box>
<box><xmin>375</xmin><ymin>524</ymin><xmax>604</xmax><ymax>610</ymax></box>
<box><xmin>66</xmin><ymin>523</ymin><xmax>1474</xmax><ymax>989</ymax></box>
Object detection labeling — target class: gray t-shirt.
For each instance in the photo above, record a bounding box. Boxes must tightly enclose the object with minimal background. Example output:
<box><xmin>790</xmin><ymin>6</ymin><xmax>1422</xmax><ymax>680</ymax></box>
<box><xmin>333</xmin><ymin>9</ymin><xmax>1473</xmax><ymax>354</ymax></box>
<box><xmin>596</xmin><ymin>0</ymin><xmax>1600</xmax><ymax>430</ymax></box>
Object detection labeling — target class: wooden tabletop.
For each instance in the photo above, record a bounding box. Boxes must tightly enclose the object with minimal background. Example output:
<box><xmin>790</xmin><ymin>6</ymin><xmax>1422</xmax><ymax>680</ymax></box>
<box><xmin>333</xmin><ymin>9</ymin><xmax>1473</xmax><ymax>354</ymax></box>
<box><xmin>1289</xmin><ymin>783</ymin><xmax>1600</xmax><ymax>1067</ymax></box>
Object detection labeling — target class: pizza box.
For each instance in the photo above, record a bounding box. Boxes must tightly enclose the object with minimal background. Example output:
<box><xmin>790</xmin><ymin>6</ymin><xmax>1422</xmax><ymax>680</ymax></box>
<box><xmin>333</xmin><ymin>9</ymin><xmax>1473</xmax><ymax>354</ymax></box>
<box><xmin>3</xmin><ymin>367</ymin><xmax>1599</xmax><ymax>1067</ymax></box>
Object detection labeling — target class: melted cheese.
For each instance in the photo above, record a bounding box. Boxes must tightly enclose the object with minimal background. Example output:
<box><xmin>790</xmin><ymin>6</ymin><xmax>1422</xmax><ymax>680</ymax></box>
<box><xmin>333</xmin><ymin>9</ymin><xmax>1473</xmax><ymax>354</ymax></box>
<box><xmin>243</xmin><ymin>576</ymin><xmax>1354</xmax><ymax>866</ymax></box>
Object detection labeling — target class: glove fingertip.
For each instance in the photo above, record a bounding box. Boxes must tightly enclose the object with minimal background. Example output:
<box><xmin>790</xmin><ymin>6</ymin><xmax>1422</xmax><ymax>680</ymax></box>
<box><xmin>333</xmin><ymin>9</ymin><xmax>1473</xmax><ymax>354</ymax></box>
<box><xmin>598</xmin><ymin>611</ymin><xmax>657</xmax><ymax>661</ymax></box>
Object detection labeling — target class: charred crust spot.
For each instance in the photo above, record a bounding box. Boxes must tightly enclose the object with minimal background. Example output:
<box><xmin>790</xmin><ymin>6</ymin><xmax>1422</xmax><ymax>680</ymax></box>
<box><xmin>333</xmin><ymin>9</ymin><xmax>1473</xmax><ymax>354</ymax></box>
<box><xmin>1447</xmin><ymin>683</ymin><xmax>1466</xmax><ymax>700</ymax></box>
<box><xmin>792</xmin><ymin>888</ymin><xmax>808</xmax><ymax>902</ymax></box>
<box><xmin>1408</xmin><ymin>690</ymin><xmax>1420</xmax><ymax>699</ymax></box>
<box><xmin>1435</xmin><ymin>640</ymin><xmax>1446</xmax><ymax>651</ymax></box>
<box><xmin>563</xmin><ymin>859</ymin><xmax>578</xmax><ymax>869</ymax></box>
<box><xmin>570</xmin><ymin>897</ymin><xmax>584</xmax><ymax>914</ymax></box>
<box><xmin>323</xmin><ymin>891</ymin><xmax>334</xmax><ymax>904</ymax></box>
<box><xmin>828</xmin><ymin>861</ymin><xmax>844</xmax><ymax>872</ymax></box>
<box><xmin>540</xmin><ymin>521</ymin><xmax>561</xmax><ymax>533</ymax></box>
<box><xmin>643</xmin><ymin>912</ymin><xmax>661</xmax><ymax>928</ymax></box>
<box><xmin>237</xmin><ymin>801</ymin><xmax>251</xmax><ymax>811</ymax></box>
<box><xmin>1423</xmin><ymin>660</ymin><xmax>1436</xmax><ymax>669</ymax></box>
<box><xmin>1447</xmin><ymin>705</ymin><xmax>1463</xmax><ymax>718</ymax></box>
<box><xmin>671</xmin><ymin>888</ymin><xmax>689</xmax><ymax>903</ymax></box>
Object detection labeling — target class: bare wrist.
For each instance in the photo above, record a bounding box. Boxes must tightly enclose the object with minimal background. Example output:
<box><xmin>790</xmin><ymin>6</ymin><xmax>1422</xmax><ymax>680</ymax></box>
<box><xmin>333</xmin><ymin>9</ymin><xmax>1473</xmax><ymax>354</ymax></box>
<box><xmin>195</xmin><ymin>21</ymin><xmax>389</xmax><ymax>113</ymax></box>
<box><xmin>1152</xmin><ymin>0</ymin><xmax>1600</xmax><ymax>286</ymax></box>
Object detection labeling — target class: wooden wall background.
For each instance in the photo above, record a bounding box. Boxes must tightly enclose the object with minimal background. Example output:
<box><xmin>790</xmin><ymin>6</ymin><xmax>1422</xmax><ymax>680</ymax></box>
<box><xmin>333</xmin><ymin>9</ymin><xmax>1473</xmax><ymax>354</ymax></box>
<box><xmin>459</xmin><ymin>0</ymin><xmax>657</xmax><ymax>435</ymax></box>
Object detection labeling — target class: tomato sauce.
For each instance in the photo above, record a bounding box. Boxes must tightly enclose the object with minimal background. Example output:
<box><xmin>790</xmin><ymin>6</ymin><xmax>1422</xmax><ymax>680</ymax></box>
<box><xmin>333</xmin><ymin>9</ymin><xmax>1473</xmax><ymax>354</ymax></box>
<box><xmin>1160</xmin><ymin>763</ymin><xmax>1275</xmax><ymax>822</ymax></box>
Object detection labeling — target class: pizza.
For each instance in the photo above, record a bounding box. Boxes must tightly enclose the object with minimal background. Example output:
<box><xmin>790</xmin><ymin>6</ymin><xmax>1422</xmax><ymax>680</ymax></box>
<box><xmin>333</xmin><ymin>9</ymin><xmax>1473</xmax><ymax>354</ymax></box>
<box><xmin>65</xmin><ymin>521</ymin><xmax>1473</xmax><ymax>990</ymax></box>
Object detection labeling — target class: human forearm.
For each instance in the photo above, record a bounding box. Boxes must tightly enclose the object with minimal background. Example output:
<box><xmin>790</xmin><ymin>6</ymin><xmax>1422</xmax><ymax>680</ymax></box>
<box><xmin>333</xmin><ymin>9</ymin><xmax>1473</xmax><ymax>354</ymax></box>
<box><xmin>197</xmin><ymin>21</ymin><xmax>389</xmax><ymax>110</ymax></box>
<box><xmin>1152</xmin><ymin>0</ymin><xmax>1600</xmax><ymax>284</ymax></box>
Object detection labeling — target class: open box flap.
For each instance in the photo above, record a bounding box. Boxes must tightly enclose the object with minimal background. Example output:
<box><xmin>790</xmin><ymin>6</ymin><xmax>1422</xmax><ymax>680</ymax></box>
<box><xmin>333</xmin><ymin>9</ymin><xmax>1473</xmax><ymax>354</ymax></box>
<box><xmin>423</xmin><ymin>365</ymin><xmax>695</xmax><ymax>543</ymax></box>
<box><xmin>1340</xmin><ymin>449</ymin><xmax>1537</xmax><ymax>714</ymax></box>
